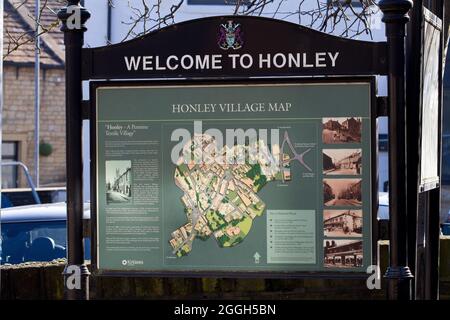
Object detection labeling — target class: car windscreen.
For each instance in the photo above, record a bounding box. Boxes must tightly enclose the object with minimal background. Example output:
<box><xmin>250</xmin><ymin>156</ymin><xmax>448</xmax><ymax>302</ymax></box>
<box><xmin>1</xmin><ymin>220</ymin><xmax>66</xmax><ymax>264</ymax></box>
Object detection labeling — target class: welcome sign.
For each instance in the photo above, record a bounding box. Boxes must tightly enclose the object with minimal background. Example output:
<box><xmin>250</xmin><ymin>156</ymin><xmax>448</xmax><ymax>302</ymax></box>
<box><xmin>82</xmin><ymin>16</ymin><xmax>387</xmax><ymax>80</ymax></box>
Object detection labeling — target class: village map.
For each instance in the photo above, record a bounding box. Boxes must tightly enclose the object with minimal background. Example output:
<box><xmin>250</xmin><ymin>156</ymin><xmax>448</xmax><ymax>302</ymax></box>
<box><xmin>169</xmin><ymin>132</ymin><xmax>310</xmax><ymax>257</ymax></box>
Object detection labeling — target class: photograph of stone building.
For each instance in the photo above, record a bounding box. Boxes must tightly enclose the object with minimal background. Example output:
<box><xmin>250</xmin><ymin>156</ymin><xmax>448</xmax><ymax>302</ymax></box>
<box><xmin>106</xmin><ymin>160</ymin><xmax>132</xmax><ymax>204</ymax></box>
<box><xmin>323</xmin><ymin>149</ymin><xmax>362</xmax><ymax>175</ymax></box>
<box><xmin>323</xmin><ymin>179</ymin><xmax>362</xmax><ymax>206</ymax></box>
<box><xmin>323</xmin><ymin>210</ymin><xmax>363</xmax><ymax>237</ymax></box>
<box><xmin>322</xmin><ymin>117</ymin><xmax>362</xmax><ymax>144</ymax></box>
<box><xmin>323</xmin><ymin>239</ymin><xmax>363</xmax><ymax>268</ymax></box>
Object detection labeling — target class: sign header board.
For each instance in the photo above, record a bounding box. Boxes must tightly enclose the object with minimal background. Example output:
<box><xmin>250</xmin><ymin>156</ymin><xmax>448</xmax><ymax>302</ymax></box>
<box><xmin>91</xmin><ymin>78</ymin><xmax>377</xmax><ymax>276</ymax></box>
<box><xmin>82</xmin><ymin>16</ymin><xmax>388</xmax><ymax>80</ymax></box>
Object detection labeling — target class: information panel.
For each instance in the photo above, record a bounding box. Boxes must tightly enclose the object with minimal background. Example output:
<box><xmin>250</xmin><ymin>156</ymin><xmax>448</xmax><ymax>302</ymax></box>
<box><xmin>419</xmin><ymin>8</ymin><xmax>441</xmax><ymax>191</ymax></box>
<box><xmin>93</xmin><ymin>80</ymin><xmax>374</xmax><ymax>274</ymax></box>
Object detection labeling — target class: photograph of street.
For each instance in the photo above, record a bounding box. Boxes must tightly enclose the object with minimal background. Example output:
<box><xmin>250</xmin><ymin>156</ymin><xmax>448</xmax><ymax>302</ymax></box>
<box><xmin>323</xmin><ymin>210</ymin><xmax>363</xmax><ymax>237</ymax></box>
<box><xmin>323</xmin><ymin>179</ymin><xmax>362</xmax><ymax>206</ymax></box>
<box><xmin>323</xmin><ymin>149</ymin><xmax>362</xmax><ymax>175</ymax></box>
<box><xmin>105</xmin><ymin>160</ymin><xmax>132</xmax><ymax>204</ymax></box>
<box><xmin>323</xmin><ymin>239</ymin><xmax>363</xmax><ymax>268</ymax></box>
<box><xmin>322</xmin><ymin>117</ymin><xmax>362</xmax><ymax>143</ymax></box>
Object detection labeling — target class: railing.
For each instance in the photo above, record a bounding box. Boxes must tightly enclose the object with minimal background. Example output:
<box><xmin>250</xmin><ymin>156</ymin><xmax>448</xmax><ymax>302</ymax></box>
<box><xmin>1</xmin><ymin>161</ymin><xmax>41</xmax><ymax>205</ymax></box>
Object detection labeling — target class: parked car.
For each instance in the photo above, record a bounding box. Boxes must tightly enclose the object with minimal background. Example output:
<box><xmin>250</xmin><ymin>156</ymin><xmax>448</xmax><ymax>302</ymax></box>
<box><xmin>0</xmin><ymin>202</ymin><xmax>90</xmax><ymax>265</ymax></box>
<box><xmin>378</xmin><ymin>191</ymin><xmax>450</xmax><ymax>235</ymax></box>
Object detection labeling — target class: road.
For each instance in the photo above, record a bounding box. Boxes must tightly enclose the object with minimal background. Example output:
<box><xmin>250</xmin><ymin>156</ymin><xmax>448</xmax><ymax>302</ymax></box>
<box><xmin>324</xmin><ymin>230</ymin><xmax>362</xmax><ymax>237</ymax></box>
<box><xmin>280</xmin><ymin>131</ymin><xmax>312</xmax><ymax>172</ymax></box>
<box><xmin>325</xmin><ymin>168</ymin><xmax>360</xmax><ymax>175</ymax></box>
<box><xmin>325</xmin><ymin>199</ymin><xmax>362</xmax><ymax>206</ymax></box>
<box><xmin>107</xmin><ymin>191</ymin><xmax>130</xmax><ymax>203</ymax></box>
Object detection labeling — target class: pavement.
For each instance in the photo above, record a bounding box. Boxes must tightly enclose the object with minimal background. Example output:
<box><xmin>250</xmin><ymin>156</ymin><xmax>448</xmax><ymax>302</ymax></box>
<box><xmin>322</xmin><ymin>129</ymin><xmax>336</xmax><ymax>144</ymax></box>
<box><xmin>324</xmin><ymin>230</ymin><xmax>362</xmax><ymax>237</ymax></box>
<box><xmin>107</xmin><ymin>191</ymin><xmax>131</xmax><ymax>203</ymax></box>
<box><xmin>325</xmin><ymin>168</ymin><xmax>360</xmax><ymax>175</ymax></box>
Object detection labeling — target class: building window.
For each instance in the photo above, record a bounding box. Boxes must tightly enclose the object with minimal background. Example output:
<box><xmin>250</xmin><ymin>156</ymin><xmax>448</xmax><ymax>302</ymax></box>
<box><xmin>187</xmin><ymin>0</ymin><xmax>250</xmax><ymax>5</ymax></box>
<box><xmin>2</xmin><ymin>141</ymin><xmax>19</xmax><ymax>188</ymax></box>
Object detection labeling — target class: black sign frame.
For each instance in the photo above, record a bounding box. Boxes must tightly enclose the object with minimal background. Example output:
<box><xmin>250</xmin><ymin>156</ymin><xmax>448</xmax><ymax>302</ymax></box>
<box><xmin>58</xmin><ymin>1</ymin><xmax>424</xmax><ymax>300</ymax></box>
<box><xmin>90</xmin><ymin>76</ymin><xmax>379</xmax><ymax>279</ymax></box>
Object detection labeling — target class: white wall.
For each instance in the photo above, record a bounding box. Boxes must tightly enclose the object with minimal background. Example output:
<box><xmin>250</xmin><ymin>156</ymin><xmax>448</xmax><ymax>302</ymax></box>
<box><xmin>85</xmin><ymin>0</ymin><xmax>387</xmax><ymax>46</ymax></box>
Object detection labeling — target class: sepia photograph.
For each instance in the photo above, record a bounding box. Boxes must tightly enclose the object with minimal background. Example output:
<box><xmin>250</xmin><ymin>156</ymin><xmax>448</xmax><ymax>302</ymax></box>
<box><xmin>323</xmin><ymin>239</ymin><xmax>363</xmax><ymax>268</ymax></box>
<box><xmin>323</xmin><ymin>149</ymin><xmax>362</xmax><ymax>175</ymax></box>
<box><xmin>322</xmin><ymin>117</ymin><xmax>362</xmax><ymax>143</ymax></box>
<box><xmin>323</xmin><ymin>210</ymin><xmax>363</xmax><ymax>237</ymax></box>
<box><xmin>323</xmin><ymin>179</ymin><xmax>362</xmax><ymax>206</ymax></box>
<box><xmin>105</xmin><ymin>160</ymin><xmax>132</xmax><ymax>204</ymax></box>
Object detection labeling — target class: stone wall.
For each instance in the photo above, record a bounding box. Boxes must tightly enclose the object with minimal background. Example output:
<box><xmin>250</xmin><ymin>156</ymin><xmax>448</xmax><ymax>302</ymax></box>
<box><xmin>1</xmin><ymin>239</ymin><xmax>449</xmax><ymax>300</ymax></box>
<box><xmin>0</xmin><ymin>261</ymin><xmax>386</xmax><ymax>300</ymax></box>
<box><xmin>2</xmin><ymin>65</ymin><xmax>66</xmax><ymax>187</ymax></box>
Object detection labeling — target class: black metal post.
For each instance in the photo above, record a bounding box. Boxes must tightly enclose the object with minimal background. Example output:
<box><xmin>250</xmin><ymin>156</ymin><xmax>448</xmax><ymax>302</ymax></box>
<box><xmin>379</xmin><ymin>0</ymin><xmax>414</xmax><ymax>300</ymax></box>
<box><xmin>58</xmin><ymin>1</ymin><xmax>90</xmax><ymax>300</ymax></box>
<box><xmin>405</xmin><ymin>0</ymin><xmax>423</xmax><ymax>299</ymax></box>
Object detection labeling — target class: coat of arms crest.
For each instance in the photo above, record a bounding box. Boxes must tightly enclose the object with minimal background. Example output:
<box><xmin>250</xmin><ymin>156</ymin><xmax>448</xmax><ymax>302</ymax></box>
<box><xmin>218</xmin><ymin>20</ymin><xmax>243</xmax><ymax>50</ymax></box>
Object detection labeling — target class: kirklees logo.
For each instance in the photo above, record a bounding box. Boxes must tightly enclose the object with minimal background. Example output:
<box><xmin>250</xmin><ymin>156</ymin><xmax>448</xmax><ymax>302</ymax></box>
<box><xmin>218</xmin><ymin>21</ymin><xmax>243</xmax><ymax>50</ymax></box>
<box><xmin>121</xmin><ymin>259</ymin><xmax>144</xmax><ymax>267</ymax></box>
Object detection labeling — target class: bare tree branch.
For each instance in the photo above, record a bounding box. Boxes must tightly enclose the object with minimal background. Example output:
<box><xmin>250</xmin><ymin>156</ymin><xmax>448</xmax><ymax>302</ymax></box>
<box><xmin>3</xmin><ymin>0</ymin><xmax>63</xmax><ymax>59</ymax></box>
<box><xmin>3</xmin><ymin>0</ymin><xmax>380</xmax><ymax>60</ymax></box>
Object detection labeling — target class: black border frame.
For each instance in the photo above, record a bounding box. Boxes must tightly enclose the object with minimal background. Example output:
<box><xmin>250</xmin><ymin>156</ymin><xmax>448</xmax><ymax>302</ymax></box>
<box><xmin>89</xmin><ymin>76</ymin><xmax>378</xmax><ymax>279</ymax></box>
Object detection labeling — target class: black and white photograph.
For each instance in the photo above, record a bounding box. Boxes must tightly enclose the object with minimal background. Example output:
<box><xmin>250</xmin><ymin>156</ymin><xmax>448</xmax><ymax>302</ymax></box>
<box><xmin>322</xmin><ymin>117</ymin><xmax>362</xmax><ymax>143</ymax></box>
<box><xmin>323</xmin><ymin>239</ymin><xmax>363</xmax><ymax>268</ymax></box>
<box><xmin>323</xmin><ymin>149</ymin><xmax>362</xmax><ymax>175</ymax></box>
<box><xmin>323</xmin><ymin>210</ymin><xmax>363</xmax><ymax>237</ymax></box>
<box><xmin>323</xmin><ymin>178</ymin><xmax>362</xmax><ymax>206</ymax></box>
<box><xmin>106</xmin><ymin>160</ymin><xmax>132</xmax><ymax>204</ymax></box>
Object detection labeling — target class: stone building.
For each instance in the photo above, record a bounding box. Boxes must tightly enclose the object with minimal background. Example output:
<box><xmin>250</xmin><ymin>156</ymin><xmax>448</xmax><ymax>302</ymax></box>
<box><xmin>341</xmin><ymin>117</ymin><xmax>362</xmax><ymax>137</ymax></box>
<box><xmin>323</xmin><ymin>181</ymin><xmax>334</xmax><ymax>203</ymax></box>
<box><xmin>337</xmin><ymin>150</ymin><xmax>362</xmax><ymax>172</ymax></box>
<box><xmin>112</xmin><ymin>167</ymin><xmax>132</xmax><ymax>198</ymax></box>
<box><xmin>339</xmin><ymin>180</ymin><xmax>362</xmax><ymax>201</ymax></box>
<box><xmin>323</xmin><ymin>119</ymin><xmax>341</xmax><ymax>131</ymax></box>
<box><xmin>2</xmin><ymin>0</ymin><xmax>65</xmax><ymax>188</ymax></box>
<box><xmin>324</xmin><ymin>210</ymin><xmax>363</xmax><ymax>235</ymax></box>
<box><xmin>323</xmin><ymin>152</ymin><xmax>334</xmax><ymax>171</ymax></box>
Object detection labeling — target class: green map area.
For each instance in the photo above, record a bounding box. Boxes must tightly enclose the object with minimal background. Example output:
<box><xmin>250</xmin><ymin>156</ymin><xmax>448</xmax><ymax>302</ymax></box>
<box><xmin>169</xmin><ymin>132</ymin><xmax>309</xmax><ymax>257</ymax></box>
